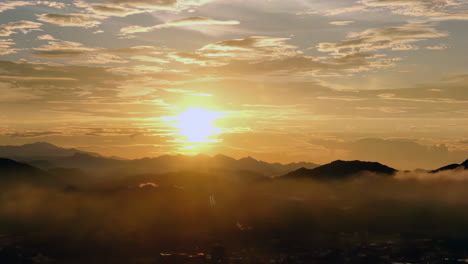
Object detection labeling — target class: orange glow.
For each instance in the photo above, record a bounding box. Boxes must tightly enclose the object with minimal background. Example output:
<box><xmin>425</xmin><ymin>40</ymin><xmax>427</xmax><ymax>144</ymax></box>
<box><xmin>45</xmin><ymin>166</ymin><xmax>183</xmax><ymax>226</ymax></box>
<box><xmin>163</xmin><ymin>108</ymin><xmax>224</xmax><ymax>144</ymax></box>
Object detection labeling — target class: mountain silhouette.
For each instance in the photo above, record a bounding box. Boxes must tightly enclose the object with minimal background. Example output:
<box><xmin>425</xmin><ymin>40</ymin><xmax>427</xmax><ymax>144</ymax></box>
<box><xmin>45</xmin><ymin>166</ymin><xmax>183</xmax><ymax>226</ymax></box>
<box><xmin>0</xmin><ymin>158</ymin><xmax>41</xmax><ymax>174</ymax></box>
<box><xmin>0</xmin><ymin>142</ymin><xmax>101</xmax><ymax>160</ymax></box>
<box><xmin>431</xmin><ymin>159</ymin><xmax>468</xmax><ymax>173</ymax></box>
<box><xmin>282</xmin><ymin>160</ymin><xmax>397</xmax><ymax>180</ymax></box>
<box><xmin>0</xmin><ymin>142</ymin><xmax>318</xmax><ymax>176</ymax></box>
<box><xmin>127</xmin><ymin>154</ymin><xmax>318</xmax><ymax>176</ymax></box>
<box><xmin>0</xmin><ymin>158</ymin><xmax>48</xmax><ymax>184</ymax></box>
<box><xmin>462</xmin><ymin>159</ymin><xmax>468</xmax><ymax>168</ymax></box>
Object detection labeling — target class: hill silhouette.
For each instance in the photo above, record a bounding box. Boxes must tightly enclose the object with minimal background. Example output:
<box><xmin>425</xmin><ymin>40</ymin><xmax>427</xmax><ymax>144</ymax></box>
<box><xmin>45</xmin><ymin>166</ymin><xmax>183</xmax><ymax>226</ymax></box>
<box><xmin>283</xmin><ymin>160</ymin><xmax>397</xmax><ymax>180</ymax></box>
<box><xmin>0</xmin><ymin>158</ymin><xmax>41</xmax><ymax>174</ymax></box>
<box><xmin>0</xmin><ymin>158</ymin><xmax>47</xmax><ymax>184</ymax></box>
<box><xmin>431</xmin><ymin>159</ymin><xmax>468</xmax><ymax>173</ymax></box>
<box><xmin>0</xmin><ymin>142</ymin><xmax>101</xmax><ymax>159</ymax></box>
<box><xmin>124</xmin><ymin>154</ymin><xmax>319</xmax><ymax>176</ymax></box>
<box><xmin>0</xmin><ymin>142</ymin><xmax>318</xmax><ymax>176</ymax></box>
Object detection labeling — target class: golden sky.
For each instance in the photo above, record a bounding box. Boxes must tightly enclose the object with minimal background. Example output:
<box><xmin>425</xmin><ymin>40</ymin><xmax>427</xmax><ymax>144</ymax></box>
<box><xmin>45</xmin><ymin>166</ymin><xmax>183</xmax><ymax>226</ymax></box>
<box><xmin>1</xmin><ymin>0</ymin><xmax>468</xmax><ymax>169</ymax></box>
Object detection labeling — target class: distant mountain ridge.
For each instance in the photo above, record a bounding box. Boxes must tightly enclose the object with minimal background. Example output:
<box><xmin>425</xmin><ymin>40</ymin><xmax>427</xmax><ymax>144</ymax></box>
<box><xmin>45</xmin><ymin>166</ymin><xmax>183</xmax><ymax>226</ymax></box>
<box><xmin>0</xmin><ymin>142</ymin><xmax>101</xmax><ymax>159</ymax></box>
<box><xmin>0</xmin><ymin>158</ymin><xmax>48</xmax><ymax>184</ymax></box>
<box><xmin>0</xmin><ymin>158</ymin><xmax>42</xmax><ymax>174</ymax></box>
<box><xmin>283</xmin><ymin>160</ymin><xmax>397</xmax><ymax>180</ymax></box>
<box><xmin>431</xmin><ymin>159</ymin><xmax>468</xmax><ymax>173</ymax></box>
<box><xmin>0</xmin><ymin>142</ymin><xmax>319</xmax><ymax>176</ymax></box>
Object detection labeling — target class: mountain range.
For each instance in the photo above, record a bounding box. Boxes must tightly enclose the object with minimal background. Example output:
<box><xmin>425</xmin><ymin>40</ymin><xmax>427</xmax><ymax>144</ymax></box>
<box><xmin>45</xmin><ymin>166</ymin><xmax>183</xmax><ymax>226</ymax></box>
<box><xmin>1</xmin><ymin>143</ymin><xmax>467</xmax><ymax>186</ymax></box>
<box><xmin>0</xmin><ymin>157</ymin><xmax>48</xmax><ymax>184</ymax></box>
<box><xmin>283</xmin><ymin>160</ymin><xmax>397</xmax><ymax>180</ymax></box>
<box><xmin>0</xmin><ymin>142</ymin><xmax>101</xmax><ymax>159</ymax></box>
<box><xmin>0</xmin><ymin>142</ymin><xmax>319</xmax><ymax>177</ymax></box>
<box><xmin>431</xmin><ymin>159</ymin><xmax>468</xmax><ymax>173</ymax></box>
<box><xmin>0</xmin><ymin>156</ymin><xmax>401</xmax><ymax>190</ymax></box>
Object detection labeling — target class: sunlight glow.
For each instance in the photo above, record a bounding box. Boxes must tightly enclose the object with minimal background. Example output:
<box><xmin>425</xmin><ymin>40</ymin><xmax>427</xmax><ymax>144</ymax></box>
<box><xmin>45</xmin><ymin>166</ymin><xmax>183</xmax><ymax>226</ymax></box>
<box><xmin>163</xmin><ymin>108</ymin><xmax>224</xmax><ymax>143</ymax></box>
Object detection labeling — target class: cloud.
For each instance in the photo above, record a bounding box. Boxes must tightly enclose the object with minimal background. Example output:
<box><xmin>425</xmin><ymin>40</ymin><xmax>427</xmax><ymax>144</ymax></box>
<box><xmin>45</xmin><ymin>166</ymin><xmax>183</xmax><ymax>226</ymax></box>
<box><xmin>0</xmin><ymin>1</ymin><xmax>67</xmax><ymax>14</ymax></box>
<box><xmin>426</xmin><ymin>44</ymin><xmax>450</xmax><ymax>50</ymax></box>
<box><xmin>107</xmin><ymin>0</ymin><xmax>214</xmax><ymax>11</ymax></box>
<box><xmin>103</xmin><ymin>46</ymin><xmax>172</xmax><ymax>64</ymax></box>
<box><xmin>321</xmin><ymin>5</ymin><xmax>369</xmax><ymax>16</ymax></box>
<box><xmin>105</xmin><ymin>46</ymin><xmax>172</xmax><ymax>55</ymax></box>
<box><xmin>130</xmin><ymin>55</ymin><xmax>170</xmax><ymax>63</ymax></box>
<box><xmin>74</xmin><ymin>0</ymin><xmax>214</xmax><ymax>18</ymax></box>
<box><xmin>108</xmin><ymin>0</ymin><xmax>178</xmax><ymax>9</ymax></box>
<box><xmin>37</xmin><ymin>13</ymin><xmax>103</xmax><ymax>27</ymax></box>
<box><xmin>0</xmin><ymin>1</ymin><xmax>33</xmax><ymax>13</ymax></box>
<box><xmin>70</xmin><ymin>0</ymin><xmax>217</xmax><ymax>22</ymax></box>
<box><xmin>392</xmin><ymin>44</ymin><xmax>420</xmax><ymax>50</ymax></box>
<box><xmin>0</xmin><ymin>60</ymin><xmax>121</xmax><ymax>85</ymax></box>
<box><xmin>0</xmin><ymin>20</ymin><xmax>43</xmax><ymax>37</ymax></box>
<box><xmin>0</xmin><ymin>75</ymin><xmax>77</xmax><ymax>81</ymax></box>
<box><xmin>170</xmin><ymin>52</ymin><xmax>219</xmax><ymax>66</ymax></box>
<box><xmin>120</xmin><ymin>16</ymin><xmax>240</xmax><ymax>35</ymax></box>
<box><xmin>0</xmin><ymin>39</ymin><xmax>17</xmax><ymax>55</ymax></box>
<box><xmin>0</xmin><ymin>83</ymin><xmax>42</xmax><ymax>102</ymax></box>
<box><xmin>167</xmin><ymin>36</ymin><xmax>305</xmax><ymax>68</ymax></box>
<box><xmin>329</xmin><ymin>21</ymin><xmax>355</xmax><ymax>26</ymax></box>
<box><xmin>317</xmin><ymin>22</ymin><xmax>447</xmax><ymax>55</ymax></box>
<box><xmin>155</xmin><ymin>16</ymin><xmax>240</xmax><ymax>28</ymax></box>
<box><xmin>430</xmin><ymin>13</ymin><xmax>468</xmax><ymax>21</ymax></box>
<box><xmin>198</xmin><ymin>36</ymin><xmax>300</xmax><ymax>61</ymax></box>
<box><xmin>35</xmin><ymin>1</ymin><xmax>67</xmax><ymax>9</ymax></box>
<box><xmin>38</xmin><ymin>34</ymin><xmax>57</xmax><ymax>41</ymax></box>
<box><xmin>74</xmin><ymin>1</ymin><xmax>142</xmax><ymax>17</ymax></box>
<box><xmin>71</xmin><ymin>53</ymin><xmax>129</xmax><ymax>64</ymax></box>
<box><xmin>32</xmin><ymin>40</ymin><xmax>96</xmax><ymax>59</ymax></box>
<box><xmin>0</xmin><ymin>60</ymin><xmax>131</xmax><ymax>107</ymax></box>
<box><xmin>165</xmin><ymin>36</ymin><xmax>395</xmax><ymax>75</ymax></box>
<box><xmin>88</xmin><ymin>4</ymin><xmax>142</xmax><ymax>17</ymax></box>
<box><xmin>31</xmin><ymin>40</ymin><xmax>167</xmax><ymax>63</ymax></box>
<box><xmin>6</xmin><ymin>131</ymin><xmax>63</xmax><ymax>138</ymax></box>
<box><xmin>194</xmin><ymin>53</ymin><xmax>381</xmax><ymax>76</ymax></box>
<box><xmin>323</xmin><ymin>0</ymin><xmax>468</xmax><ymax>20</ymax></box>
<box><xmin>361</xmin><ymin>0</ymin><xmax>462</xmax><ymax>16</ymax></box>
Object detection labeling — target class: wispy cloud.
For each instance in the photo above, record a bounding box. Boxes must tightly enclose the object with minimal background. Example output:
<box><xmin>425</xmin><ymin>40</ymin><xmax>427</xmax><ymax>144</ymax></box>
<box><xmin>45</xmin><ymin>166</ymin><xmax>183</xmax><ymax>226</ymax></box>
<box><xmin>426</xmin><ymin>44</ymin><xmax>450</xmax><ymax>50</ymax></box>
<box><xmin>0</xmin><ymin>20</ymin><xmax>42</xmax><ymax>37</ymax></box>
<box><xmin>74</xmin><ymin>1</ymin><xmax>142</xmax><ymax>17</ymax></box>
<box><xmin>32</xmin><ymin>40</ymin><xmax>96</xmax><ymax>59</ymax></box>
<box><xmin>318</xmin><ymin>22</ymin><xmax>447</xmax><ymax>55</ymax></box>
<box><xmin>37</xmin><ymin>13</ymin><xmax>103</xmax><ymax>27</ymax></box>
<box><xmin>0</xmin><ymin>39</ymin><xmax>17</xmax><ymax>55</ymax></box>
<box><xmin>0</xmin><ymin>1</ymin><xmax>33</xmax><ymax>13</ymax></box>
<box><xmin>108</xmin><ymin>0</ymin><xmax>215</xmax><ymax>11</ymax></box>
<box><xmin>120</xmin><ymin>16</ymin><xmax>240</xmax><ymax>35</ymax></box>
<box><xmin>0</xmin><ymin>1</ymin><xmax>66</xmax><ymax>13</ymax></box>
<box><xmin>321</xmin><ymin>0</ymin><xmax>468</xmax><ymax>21</ymax></box>
<box><xmin>329</xmin><ymin>21</ymin><xmax>355</xmax><ymax>26</ymax></box>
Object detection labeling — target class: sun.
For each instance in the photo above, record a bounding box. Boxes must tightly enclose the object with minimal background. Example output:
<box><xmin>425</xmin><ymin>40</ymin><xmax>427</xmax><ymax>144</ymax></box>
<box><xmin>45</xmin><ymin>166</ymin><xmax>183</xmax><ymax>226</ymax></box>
<box><xmin>163</xmin><ymin>108</ymin><xmax>224</xmax><ymax>143</ymax></box>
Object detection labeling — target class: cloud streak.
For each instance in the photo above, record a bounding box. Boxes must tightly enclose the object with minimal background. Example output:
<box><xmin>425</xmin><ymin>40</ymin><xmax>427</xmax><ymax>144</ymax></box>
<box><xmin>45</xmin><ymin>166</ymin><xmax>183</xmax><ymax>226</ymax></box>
<box><xmin>329</xmin><ymin>21</ymin><xmax>355</xmax><ymax>26</ymax></box>
<box><xmin>322</xmin><ymin>0</ymin><xmax>468</xmax><ymax>20</ymax></box>
<box><xmin>37</xmin><ymin>13</ymin><xmax>103</xmax><ymax>27</ymax></box>
<box><xmin>0</xmin><ymin>20</ymin><xmax>42</xmax><ymax>37</ymax></box>
<box><xmin>0</xmin><ymin>39</ymin><xmax>17</xmax><ymax>55</ymax></box>
<box><xmin>317</xmin><ymin>22</ymin><xmax>447</xmax><ymax>55</ymax></box>
<box><xmin>0</xmin><ymin>1</ymin><xmax>32</xmax><ymax>13</ymax></box>
<box><xmin>32</xmin><ymin>40</ymin><xmax>96</xmax><ymax>59</ymax></box>
<box><xmin>120</xmin><ymin>16</ymin><xmax>240</xmax><ymax>35</ymax></box>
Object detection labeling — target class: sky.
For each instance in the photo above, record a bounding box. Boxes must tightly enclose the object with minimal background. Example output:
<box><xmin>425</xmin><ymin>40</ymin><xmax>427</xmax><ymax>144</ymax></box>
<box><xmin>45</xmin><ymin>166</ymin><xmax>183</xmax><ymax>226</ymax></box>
<box><xmin>0</xmin><ymin>0</ymin><xmax>468</xmax><ymax>169</ymax></box>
